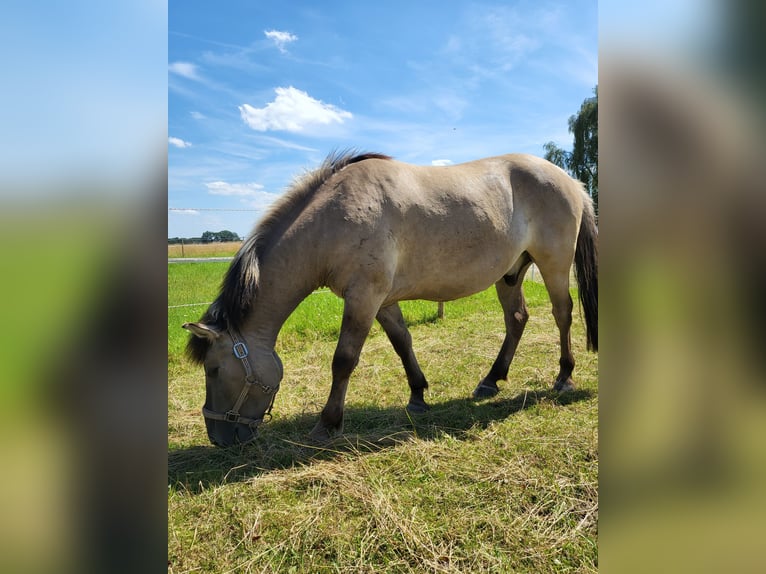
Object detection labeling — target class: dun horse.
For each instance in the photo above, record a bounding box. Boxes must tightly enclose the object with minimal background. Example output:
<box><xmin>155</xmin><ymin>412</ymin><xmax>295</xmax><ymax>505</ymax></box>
<box><xmin>184</xmin><ymin>151</ymin><xmax>598</xmax><ymax>446</ymax></box>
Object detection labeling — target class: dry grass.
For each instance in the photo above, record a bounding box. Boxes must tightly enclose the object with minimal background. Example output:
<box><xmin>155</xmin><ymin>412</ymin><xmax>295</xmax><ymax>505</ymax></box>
<box><xmin>168</xmin><ymin>267</ymin><xmax>598</xmax><ymax>573</ymax></box>
<box><xmin>168</xmin><ymin>241</ymin><xmax>242</xmax><ymax>258</ymax></box>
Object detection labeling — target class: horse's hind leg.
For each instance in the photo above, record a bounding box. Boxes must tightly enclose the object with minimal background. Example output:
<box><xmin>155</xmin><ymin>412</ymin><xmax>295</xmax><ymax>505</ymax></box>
<box><xmin>538</xmin><ymin>264</ymin><xmax>576</xmax><ymax>392</ymax></box>
<box><xmin>472</xmin><ymin>266</ymin><xmax>531</xmax><ymax>399</ymax></box>
<box><xmin>376</xmin><ymin>303</ymin><xmax>430</xmax><ymax>413</ymax></box>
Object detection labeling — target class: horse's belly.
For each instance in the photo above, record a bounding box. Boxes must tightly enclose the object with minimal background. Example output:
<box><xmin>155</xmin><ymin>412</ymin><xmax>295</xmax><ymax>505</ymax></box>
<box><xmin>390</xmin><ymin>273</ymin><xmax>498</xmax><ymax>302</ymax></box>
<box><xmin>365</xmin><ymin>194</ymin><xmax>524</xmax><ymax>303</ymax></box>
<box><xmin>389</xmin><ymin>239</ymin><xmax>515</xmax><ymax>302</ymax></box>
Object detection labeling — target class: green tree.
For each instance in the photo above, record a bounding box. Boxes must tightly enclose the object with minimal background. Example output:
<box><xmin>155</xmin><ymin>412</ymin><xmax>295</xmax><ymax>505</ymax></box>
<box><xmin>544</xmin><ymin>86</ymin><xmax>598</xmax><ymax>214</ymax></box>
<box><xmin>201</xmin><ymin>230</ymin><xmax>241</xmax><ymax>243</ymax></box>
<box><xmin>217</xmin><ymin>230</ymin><xmax>240</xmax><ymax>242</ymax></box>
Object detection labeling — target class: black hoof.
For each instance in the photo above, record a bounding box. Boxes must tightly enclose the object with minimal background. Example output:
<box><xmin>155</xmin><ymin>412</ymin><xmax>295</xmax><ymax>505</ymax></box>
<box><xmin>472</xmin><ymin>383</ymin><xmax>499</xmax><ymax>399</ymax></box>
<box><xmin>308</xmin><ymin>422</ymin><xmax>343</xmax><ymax>443</ymax></box>
<box><xmin>406</xmin><ymin>400</ymin><xmax>430</xmax><ymax>414</ymax></box>
<box><xmin>553</xmin><ymin>379</ymin><xmax>576</xmax><ymax>392</ymax></box>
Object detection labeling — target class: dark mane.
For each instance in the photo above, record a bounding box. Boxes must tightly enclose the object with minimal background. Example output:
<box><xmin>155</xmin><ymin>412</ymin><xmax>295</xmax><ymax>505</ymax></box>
<box><xmin>186</xmin><ymin>150</ymin><xmax>391</xmax><ymax>364</ymax></box>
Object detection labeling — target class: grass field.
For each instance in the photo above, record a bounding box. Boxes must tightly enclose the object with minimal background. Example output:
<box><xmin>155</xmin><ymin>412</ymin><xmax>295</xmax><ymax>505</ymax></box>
<box><xmin>168</xmin><ymin>262</ymin><xmax>598</xmax><ymax>573</ymax></box>
<box><xmin>168</xmin><ymin>241</ymin><xmax>243</xmax><ymax>258</ymax></box>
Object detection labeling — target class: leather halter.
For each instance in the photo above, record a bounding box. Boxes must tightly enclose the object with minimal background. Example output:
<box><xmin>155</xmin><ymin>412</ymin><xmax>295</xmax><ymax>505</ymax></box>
<box><xmin>201</xmin><ymin>329</ymin><xmax>280</xmax><ymax>431</ymax></box>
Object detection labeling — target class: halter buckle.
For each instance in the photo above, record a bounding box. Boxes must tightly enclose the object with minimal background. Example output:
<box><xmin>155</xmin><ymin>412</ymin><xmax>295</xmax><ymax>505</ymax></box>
<box><xmin>259</xmin><ymin>383</ymin><xmax>279</xmax><ymax>395</ymax></box>
<box><xmin>224</xmin><ymin>411</ymin><xmax>239</xmax><ymax>423</ymax></box>
<box><xmin>232</xmin><ymin>341</ymin><xmax>249</xmax><ymax>359</ymax></box>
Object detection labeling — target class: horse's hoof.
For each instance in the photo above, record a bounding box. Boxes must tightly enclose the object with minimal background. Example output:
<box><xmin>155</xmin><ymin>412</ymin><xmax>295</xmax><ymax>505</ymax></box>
<box><xmin>308</xmin><ymin>422</ymin><xmax>342</xmax><ymax>444</ymax></box>
<box><xmin>406</xmin><ymin>400</ymin><xmax>430</xmax><ymax>414</ymax></box>
<box><xmin>472</xmin><ymin>383</ymin><xmax>499</xmax><ymax>399</ymax></box>
<box><xmin>553</xmin><ymin>379</ymin><xmax>576</xmax><ymax>392</ymax></box>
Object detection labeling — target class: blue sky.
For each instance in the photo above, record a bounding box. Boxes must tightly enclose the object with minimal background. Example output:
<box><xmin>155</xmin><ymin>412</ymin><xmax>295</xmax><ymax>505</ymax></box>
<box><xmin>1</xmin><ymin>1</ymin><xmax>165</xmax><ymax>193</ymax></box>
<box><xmin>169</xmin><ymin>0</ymin><xmax>597</xmax><ymax>239</ymax></box>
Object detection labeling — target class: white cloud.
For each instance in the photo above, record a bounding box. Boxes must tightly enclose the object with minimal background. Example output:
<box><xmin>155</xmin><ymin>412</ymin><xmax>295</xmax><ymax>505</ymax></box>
<box><xmin>252</xmin><ymin>135</ymin><xmax>318</xmax><ymax>152</ymax></box>
<box><xmin>202</xmin><ymin>184</ymin><xmax>281</xmax><ymax>212</ymax></box>
<box><xmin>239</xmin><ymin>87</ymin><xmax>353</xmax><ymax>133</ymax></box>
<box><xmin>168</xmin><ymin>61</ymin><xmax>200</xmax><ymax>80</ymax></box>
<box><xmin>168</xmin><ymin>136</ymin><xmax>192</xmax><ymax>148</ymax></box>
<box><xmin>242</xmin><ymin>192</ymin><xmax>283</xmax><ymax>211</ymax></box>
<box><xmin>205</xmin><ymin>181</ymin><xmax>266</xmax><ymax>197</ymax></box>
<box><xmin>264</xmin><ymin>30</ymin><xmax>298</xmax><ymax>53</ymax></box>
<box><xmin>432</xmin><ymin>159</ymin><xmax>453</xmax><ymax>166</ymax></box>
<box><xmin>170</xmin><ymin>209</ymin><xmax>199</xmax><ymax>216</ymax></box>
<box><xmin>190</xmin><ymin>111</ymin><xmax>206</xmax><ymax>120</ymax></box>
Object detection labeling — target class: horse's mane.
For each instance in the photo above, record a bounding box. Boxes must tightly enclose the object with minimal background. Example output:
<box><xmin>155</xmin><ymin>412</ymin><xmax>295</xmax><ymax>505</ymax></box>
<box><xmin>186</xmin><ymin>150</ymin><xmax>391</xmax><ymax>364</ymax></box>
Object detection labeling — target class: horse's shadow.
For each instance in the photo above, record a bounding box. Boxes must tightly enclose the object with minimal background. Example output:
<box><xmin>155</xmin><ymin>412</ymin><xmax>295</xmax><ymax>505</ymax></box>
<box><xmin>168</xmin><ymin>388</ymin><xmax>593</xmax><ymax>492</ymax></box>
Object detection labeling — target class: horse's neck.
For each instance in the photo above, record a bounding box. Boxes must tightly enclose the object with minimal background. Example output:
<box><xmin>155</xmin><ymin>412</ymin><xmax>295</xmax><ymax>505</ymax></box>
<box><xmin>240</xmin><ymin>237</ymin><xmax>321</xmax><ymax>348</ymax></box>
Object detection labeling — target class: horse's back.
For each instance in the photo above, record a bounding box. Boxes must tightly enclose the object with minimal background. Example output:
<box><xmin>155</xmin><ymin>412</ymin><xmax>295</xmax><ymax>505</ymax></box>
<box><xmin>340</xmin><ymin>153</ymin><xmax>586</xmax><ymax>250</ymax></box>
<box><xmin>337</xmin><ymin>153</ymin><xmax>585</xmax><ymax>214</ymax></box>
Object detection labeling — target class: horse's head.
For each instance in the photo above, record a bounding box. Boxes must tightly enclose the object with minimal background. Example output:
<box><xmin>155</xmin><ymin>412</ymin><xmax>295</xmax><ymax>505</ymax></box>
<box><xmin>182</xmin><ymin>322</ymin><xmax>283</xmax><ymax>447</ymax></box>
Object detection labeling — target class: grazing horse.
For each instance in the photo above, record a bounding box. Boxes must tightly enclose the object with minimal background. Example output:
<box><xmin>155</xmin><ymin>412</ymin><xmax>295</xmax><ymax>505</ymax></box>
<box><xmin>183</xmin><ymin>151</ymin><xmax>598</xmax><ymax>446</ymax></box>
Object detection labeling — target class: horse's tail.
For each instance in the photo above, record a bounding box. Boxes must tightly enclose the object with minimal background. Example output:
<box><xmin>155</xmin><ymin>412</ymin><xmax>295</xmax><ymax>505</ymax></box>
<box><xmin>574</xmin><ymin>199</ymin><xmax>598</xmax><ymax>352</ymax></box>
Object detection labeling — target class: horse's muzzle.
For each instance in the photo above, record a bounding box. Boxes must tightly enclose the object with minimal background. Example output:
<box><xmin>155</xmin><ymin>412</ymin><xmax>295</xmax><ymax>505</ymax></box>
<box><xmin>206</xmin><ymin>419</ymin><xmax>259</xmax><ymax>447</ymax></box>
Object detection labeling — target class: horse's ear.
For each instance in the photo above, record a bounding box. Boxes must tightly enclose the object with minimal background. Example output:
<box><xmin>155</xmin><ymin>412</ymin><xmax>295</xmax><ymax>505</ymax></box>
<box><xmin>182</xmin><ymin>322</ymin><xmax>221</xmax><ymax>341</ymax></box>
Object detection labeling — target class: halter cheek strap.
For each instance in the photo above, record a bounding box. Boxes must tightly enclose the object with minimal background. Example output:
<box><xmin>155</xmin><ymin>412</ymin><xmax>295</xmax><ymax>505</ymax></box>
<box><xmin>201</xmin><ymin>330</ymin><xmax>280</xmax><ymax>430</ymax></box>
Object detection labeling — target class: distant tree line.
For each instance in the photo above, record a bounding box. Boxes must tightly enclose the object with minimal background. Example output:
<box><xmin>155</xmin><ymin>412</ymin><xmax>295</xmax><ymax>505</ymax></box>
<box><xmin>168</xmin><ymin>230</ymin><xmax>241</xmax><ymax>244</ymax></box>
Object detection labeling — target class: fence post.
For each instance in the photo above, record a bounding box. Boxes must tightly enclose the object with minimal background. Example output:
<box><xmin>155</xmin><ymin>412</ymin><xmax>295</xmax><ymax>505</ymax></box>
<box><xmin>437</xmin><ymin>301</ymin><xmax>444</xmax><ymax>319</ymax></box>
<box><xmin>181</xmin><ymin>238</ymin><xmax>185</xmax><ymax>258</ymax></box>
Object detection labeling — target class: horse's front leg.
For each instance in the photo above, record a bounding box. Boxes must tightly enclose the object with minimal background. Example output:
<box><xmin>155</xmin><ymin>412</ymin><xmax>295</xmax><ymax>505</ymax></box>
<box><xmin>376</xmin><ymin>303</ymin><xmax>430</xmax><ymax>413</ymax></box>
<box><xmin>309</xmin><ymin>296</ymin><xmax>379</xmax><ymax>442</ymax></box>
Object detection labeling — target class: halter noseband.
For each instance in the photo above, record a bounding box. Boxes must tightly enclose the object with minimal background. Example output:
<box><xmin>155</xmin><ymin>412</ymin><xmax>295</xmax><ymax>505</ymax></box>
<box><xmin>201</xmin><ymin>329</ymin><xmax>280</xmax><ymax>432</ymax></box>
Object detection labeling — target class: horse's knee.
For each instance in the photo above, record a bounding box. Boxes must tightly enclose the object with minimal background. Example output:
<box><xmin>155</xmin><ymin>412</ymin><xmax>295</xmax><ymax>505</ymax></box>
<box><xmin>332</xmin><ymin>349</ymin><xmax>359</xmax><ymax>378</ymax></box>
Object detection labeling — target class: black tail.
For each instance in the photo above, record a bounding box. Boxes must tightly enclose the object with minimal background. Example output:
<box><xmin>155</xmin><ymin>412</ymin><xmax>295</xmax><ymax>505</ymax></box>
<box><xmin>574</xmin><ymin>204</ymin><xmax>598</xmax><ymax>351</ymax></box>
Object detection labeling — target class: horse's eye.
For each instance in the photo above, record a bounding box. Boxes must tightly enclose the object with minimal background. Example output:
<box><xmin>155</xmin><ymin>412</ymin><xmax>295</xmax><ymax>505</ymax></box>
<box><xmin>205</xmin><ymin>366</ymin><xmax>219</xmax><ymax>378</ymax></box>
